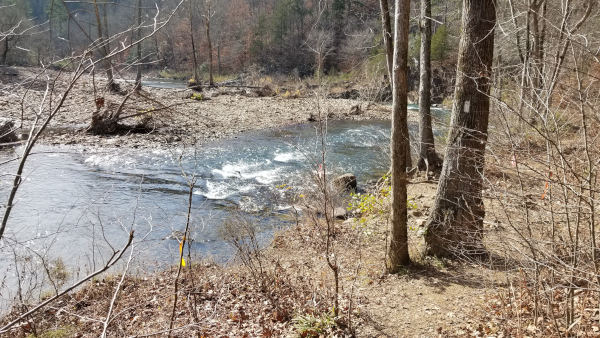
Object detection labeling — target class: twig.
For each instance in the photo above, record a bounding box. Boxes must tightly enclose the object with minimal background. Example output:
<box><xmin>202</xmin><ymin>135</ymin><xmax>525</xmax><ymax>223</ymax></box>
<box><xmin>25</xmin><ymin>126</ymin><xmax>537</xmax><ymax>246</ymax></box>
<box><xmin>0</xmin><ymin>231</ymin><xmax>135</xmax><ymax>334</ymax></box>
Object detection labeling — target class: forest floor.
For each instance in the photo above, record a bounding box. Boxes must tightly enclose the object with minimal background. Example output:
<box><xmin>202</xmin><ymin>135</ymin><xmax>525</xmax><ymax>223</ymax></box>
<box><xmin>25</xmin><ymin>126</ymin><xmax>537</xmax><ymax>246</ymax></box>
<box><xmin>1</xmin><ymin>179</ymin><xmax>507</xmax><ymax>337</ymax></box>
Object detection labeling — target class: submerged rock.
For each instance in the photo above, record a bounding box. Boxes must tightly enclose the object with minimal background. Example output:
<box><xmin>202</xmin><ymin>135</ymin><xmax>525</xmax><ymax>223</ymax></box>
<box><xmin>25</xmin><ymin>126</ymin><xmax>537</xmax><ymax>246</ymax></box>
<box><xmin>0</xmin><ymin>118</ymin><xmax>18</xmax><ymax>145</ymax></box>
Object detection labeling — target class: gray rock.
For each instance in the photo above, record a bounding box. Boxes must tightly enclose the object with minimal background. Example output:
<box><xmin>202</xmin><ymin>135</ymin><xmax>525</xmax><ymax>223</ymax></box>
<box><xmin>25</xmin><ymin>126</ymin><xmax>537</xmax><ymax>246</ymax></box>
<box><xmin>332</xmin><ymin>173</ymin><xmax>357</xmax><ymax>192</ymax></box>
<box><xmin>334</xmin><ymin>207</ymin><xmax>348</xmax><ymax>220</ymax></box>
<box><xmin>0</xmin><ymin>118</ymin><xmax>18</xmax><ymax>145</ymax></box>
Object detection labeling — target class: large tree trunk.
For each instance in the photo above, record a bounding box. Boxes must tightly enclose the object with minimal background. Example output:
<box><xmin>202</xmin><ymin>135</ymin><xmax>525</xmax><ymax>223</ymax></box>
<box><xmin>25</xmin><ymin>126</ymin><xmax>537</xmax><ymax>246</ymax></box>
<box><xmin>417</xmin><ymin>0</ymin><xmax>442</xmax><ymax>172</ymax></box>
<box><xmin>424</xmin><ymin>0</ymin><xmax>496</xmax><ymax>258</ymax></box>
<box><xmin>387</xmin><ymin>0</ymin><xmax>411</xmax><ymax>272</ymax></box>
<box><xmin>380</xmin><ymin>0</ymin><xmax>413</xmax><ymax>171</ymax></box>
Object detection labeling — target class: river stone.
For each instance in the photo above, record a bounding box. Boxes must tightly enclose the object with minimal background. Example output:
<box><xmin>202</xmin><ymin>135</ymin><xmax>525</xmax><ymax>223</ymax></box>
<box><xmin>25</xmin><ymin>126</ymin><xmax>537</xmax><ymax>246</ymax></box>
<box><xmin>334</xmin><ymin>207</ymin><xmax>348</xmax><ymax>220</ymax></box>
<box><xmin>0</xmin><ymin>118</ymin><xmax>18</xmax><ymax>145</ymax></box>
<box><xmin>332</xmin><ymin>173</ymin><xmax>357</xmax><ymax>192</ymax></box>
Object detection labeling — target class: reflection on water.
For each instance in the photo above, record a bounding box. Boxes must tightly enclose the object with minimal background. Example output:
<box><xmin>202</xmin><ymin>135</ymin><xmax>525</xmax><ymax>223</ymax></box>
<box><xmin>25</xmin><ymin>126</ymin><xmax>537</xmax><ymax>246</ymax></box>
<box><xmin>142</xmin><ymin>78</ymin><xmax>188</xmax><ymax>89</ymax></box>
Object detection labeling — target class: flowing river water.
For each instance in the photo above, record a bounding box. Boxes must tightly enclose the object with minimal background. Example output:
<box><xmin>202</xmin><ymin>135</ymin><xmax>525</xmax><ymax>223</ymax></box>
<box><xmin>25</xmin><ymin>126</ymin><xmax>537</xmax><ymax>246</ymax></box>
<box><xmin>0</xmin><ymin>98</ymin><xmax>448</xmax><ymax>308</ymax></box>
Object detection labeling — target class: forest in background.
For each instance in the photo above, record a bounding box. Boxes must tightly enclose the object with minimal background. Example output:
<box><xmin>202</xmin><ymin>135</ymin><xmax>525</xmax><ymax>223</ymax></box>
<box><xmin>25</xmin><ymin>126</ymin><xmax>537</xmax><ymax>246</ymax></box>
<box><xmin>1</xmin><ymin>0</ymin><xmax>458</xmax><ymax>88</ymax></box>
<box><xmin>2</xmin><ymin>0</ymin><xmax>600</xmax><ymax>336</ymax></box>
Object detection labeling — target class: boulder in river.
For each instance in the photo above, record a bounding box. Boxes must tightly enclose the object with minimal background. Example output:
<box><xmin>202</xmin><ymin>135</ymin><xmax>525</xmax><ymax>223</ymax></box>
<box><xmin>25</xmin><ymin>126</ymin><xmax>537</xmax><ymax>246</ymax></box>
<box><xmin>332</xmin><ymin>173</ymin><xmax>357</xmax><ymax>193</ymax></box>
<box><xmin>0</xmin><ymin>118</ymin><xmax>18</xmax><ymax>145</ymax></box>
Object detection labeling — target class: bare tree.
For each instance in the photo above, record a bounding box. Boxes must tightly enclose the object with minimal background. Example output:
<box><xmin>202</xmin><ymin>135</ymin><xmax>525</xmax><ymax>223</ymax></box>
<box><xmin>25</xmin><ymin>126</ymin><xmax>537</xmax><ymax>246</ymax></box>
<box><xmin>135</xmin><ymin>0</ymin><xmax>143</xmax><ymax>89</ymax></box>
<box><xmin>306</xmin><ymin>29</ymin><xmax>334</xmax><ymax>80</ymax></box>
<box><xmin>417</xmin><ymin>0</ymin><xmax>442</xmax><ymax>173</ymax></box>
<box><xmin>189</xmin><ymin>0</ymin><xmax>200</xmax><ymax>85</ymax></box>
<box><xmin>92</xmin><ymin>0</ymin><xmax>118</xmax><ymax>92</ymax></box>
<box><xmin>379</xmin><ymin>0</ymin><xmax>393</xmax><ymax>83</ymax></box>
<box><xmin>0</xmin><ymin>1</ymin><xmax>32</xmax><ymax>65</ymax></box>
<box><xmin>387</xmin><ymin>0</ymin><xmax>411</xmax><ymax>272</ymax></box>
<box><xmin>380</xmin><ymin>0</ymin><xmax>413</xmax><ymax>171</ymax></box>
<box><xmin>202</xmin><ymin>0</ymin><xmax>215</xmax><ymax>86</ymax></box>
<box><xmin>424</xmin><ymin>0</ymin><xmax>497</xmax><ymax>257</ymax></box>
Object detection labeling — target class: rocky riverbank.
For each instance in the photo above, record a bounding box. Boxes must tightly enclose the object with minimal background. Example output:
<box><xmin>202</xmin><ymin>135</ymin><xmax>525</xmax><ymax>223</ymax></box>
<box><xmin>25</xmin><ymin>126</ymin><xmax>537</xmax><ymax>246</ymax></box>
<box><xmin>0</xmin><ymin>67</ymin><xmax>415</xmax><ymax>150</ymax></box>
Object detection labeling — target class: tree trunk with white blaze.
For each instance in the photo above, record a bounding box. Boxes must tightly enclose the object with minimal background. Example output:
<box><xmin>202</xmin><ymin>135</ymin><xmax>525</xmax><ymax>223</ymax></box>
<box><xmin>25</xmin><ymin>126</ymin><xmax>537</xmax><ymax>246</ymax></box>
<box><xmin>387</xmin><ymin>0</ymin><xmax>411</xmax><ymax>271</ymax></box>
<box><xmin>425</xmin><ymin>0</ymin><xmax>497</xmax><ymax>258</ymax></box>
<box><xmin>417</xmin><ymin>0</ymin><xmax>442</xmax><ymax>172</ymax></box>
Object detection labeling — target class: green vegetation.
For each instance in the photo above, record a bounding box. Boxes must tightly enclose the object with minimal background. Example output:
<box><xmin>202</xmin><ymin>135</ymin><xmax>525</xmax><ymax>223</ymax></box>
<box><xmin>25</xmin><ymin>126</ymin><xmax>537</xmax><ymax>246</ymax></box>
<box><xmin>431</xmin><ymin>26</ymin><xmax>449</xmax><ymax>61</ymax></box>
<box><xmin>348</xmin><ymin>174</ymin><xmax>418</xmax><ymax>222</ymax></box>
<box><xmin>292</xmin><ymin>312</ymin><xmax>336</xmax><ymax>337</ymax></box>
<box><xmin>159</xmin><ymin>69</ymin><xmax>191</xmax><ymax>80</ymax></box>
<box><xmin>28</xmin><ymin>326</ymin><xmax>73</xmax><ymax>338</ymax></box>
<box><xmin>190</xmin><ymin>93</ymin><xmax>205</xmax><ymax>101</ymax></box>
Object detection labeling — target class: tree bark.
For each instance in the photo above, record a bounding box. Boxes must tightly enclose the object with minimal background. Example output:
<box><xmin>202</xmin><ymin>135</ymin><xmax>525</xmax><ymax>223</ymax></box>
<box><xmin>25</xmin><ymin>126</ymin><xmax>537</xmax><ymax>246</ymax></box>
<box><xmin>379</xmin><ymin>0</ymin><xmax>393</xmax><ymax>83</ymax></box>
<box><xmin>204</xmin><ymin>0</ymin><xmax>214</xmax><ymax>86</ymax></box>
<box><xmin>380</xmin><ymin>0</ymin><xmax>412</xmax><ymax>170</ymax></box>
<box><xmin>217</xmin><ymin>39</ymin><xmax>221</xmax><ymax>75</ymax></box>
<box><xmin>1</xmin><ymin>38</ymin><xmax>8</xmax><ymax>64</ymax></box>
<box><xmin>92</xmin><ymin>0</ymin><xmax>117</xmax><ymax>92</ymax></box>
<box><xmin>424</xmin><ymin>0</ymin><xmax>496</xmax><ymax>258</ymax></box>
<box><xmin>387</xmin><ymin>0</ymin><xmax>411</xmax><ymax>272</ymax></box>
<box><xmin>189</xmin><ymin>0</ymin><xmax>200</xmax><ymax>84</ymax></box>
<box><xmin>417</xmin><ymin>0</ymin><xmax>442</xmax><ymax>172</ymax></box>
<box><xmin>135</xmin><ymin>0</ymin><xmax>143</xmax><ymax>89</ymax></box>
<box><xmin>49</xmin><ymin>0</ymin><xmax>55</xmax><ymax>60</ymax></box>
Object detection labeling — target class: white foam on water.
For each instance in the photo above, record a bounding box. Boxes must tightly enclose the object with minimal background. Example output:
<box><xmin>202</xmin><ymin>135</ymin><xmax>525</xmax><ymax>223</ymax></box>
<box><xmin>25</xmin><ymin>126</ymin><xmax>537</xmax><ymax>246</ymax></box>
<box><xmin>211</xmin><ymin>160</ymin><xmax>281</xmax><ymax>185</ymax></box>
<box><xmin>195</xmin><ymin>181</ymin><xmax>232</xmax><ymax>200</ymax></box>
<box><xmin>212</xmin><ymin>160</ymin><xmax>268</xmax><ymax>178</ymax></box>
<box><xmin>84</xmin><ymin>154</ymin><xmax>135</xmax><ymax>167</ymax></box>
<box><xmin>195</xmin><ymin>180</ymin><xmax>258</xmax><ymax>200</ymax></box>
<box><xmin>273</xmin><ymin>151</ymin><xmax>304</xmax><ymax>163</ymax></box>
<box><xmin>242</xmin><ymin>168</ymin><xmax>281</xmax><ymax>185</ymax></box>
